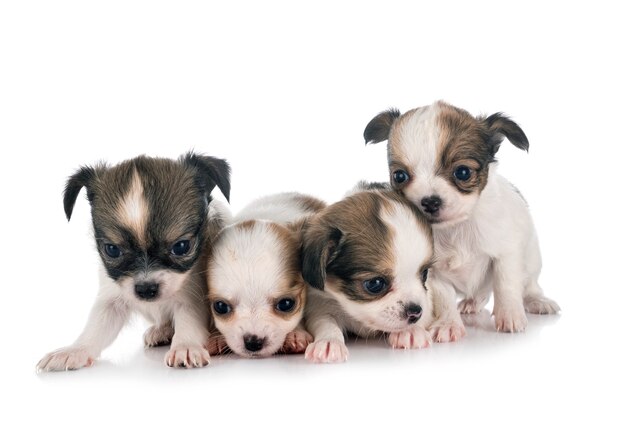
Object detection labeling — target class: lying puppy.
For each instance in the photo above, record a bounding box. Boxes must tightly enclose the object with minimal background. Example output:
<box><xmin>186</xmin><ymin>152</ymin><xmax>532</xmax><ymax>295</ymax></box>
<box><xmin>301</xmin><ymin>189</ymin><xmax>437</xmax><ymax>363</ymax></box>
<box><xmin>206</xmin><ymin>193</ymin><xmax>324</xmax><ymax>358</ymax></box>
<box><xmin>37</xmin><ymin>153</ymin><xmax>230</xmax><ymax>371</ymax></box>
<box><xmin>364</xmin><ymin>101</ymin><xmax>560</xmax><ymax>334</ymax></box>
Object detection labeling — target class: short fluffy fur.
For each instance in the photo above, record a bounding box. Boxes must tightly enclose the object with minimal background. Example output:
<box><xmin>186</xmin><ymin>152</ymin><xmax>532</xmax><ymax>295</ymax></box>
<box><xmin>206</xmin><ymin>193</ymin><xmax>325</xmax><ymax>358</ymax></box>
<box><xmin>365</xmin><ymin>101</ymin><xmax>560</xmax><ymax>334</ymax></box>
<box><xmin>37</xmin><ymin>152</ymin><xmax>231</xmax><ymax>371</ymax></box>
<box><xmin>301</xmin><ymin>189</ymin><xmax>440</xmax><ymax>363</ymax></box>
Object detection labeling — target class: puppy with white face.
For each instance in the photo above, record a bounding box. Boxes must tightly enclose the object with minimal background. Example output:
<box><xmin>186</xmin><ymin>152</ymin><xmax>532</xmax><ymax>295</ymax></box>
<box><xmin>37</xmin><ymin>153</ymin><xmax>231</xmax><ymax>371</ymax></box>
<box><xmin>364</xmin><ymin>101</ymin><xmax>560</xmax><ymax>335</ymax></box>
<box><xmin>206</xmin><ymin>193</ymin><xmax>325</xmax><ymax>358</ymax></box>
<box><xmin>301</xmin><ymin>189</ymin><xmax>435</xmax><ymax>363</ymax></box>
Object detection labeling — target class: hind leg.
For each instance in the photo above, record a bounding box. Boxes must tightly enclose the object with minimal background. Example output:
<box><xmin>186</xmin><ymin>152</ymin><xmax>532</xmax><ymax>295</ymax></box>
<box><xmin>524</xmin><ymin>278</ymin><xmax>560</xmax><ymax>314</ymax></box>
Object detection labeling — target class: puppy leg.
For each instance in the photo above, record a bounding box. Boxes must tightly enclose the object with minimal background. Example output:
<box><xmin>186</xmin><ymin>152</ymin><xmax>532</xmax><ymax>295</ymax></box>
<box><xmin>164</xmin><ymin>305</ymin><xmax>211</xmax><ymax>368</ymax></box>
<box><xmin>304</xmin><ymin>316</ymin><xmax>348</xmax><ymax>363</ymax></box>
<box><xmin>144</xmin><ymin>322</ymin><xmax>174</xmax><ymax>347</ymax></box>
<box><xmin>37</xmin><ymin>294</ymin><xmax>129</xmax><ymax>372</ymax></box>
<box><xmin>206</xmin><ymin>332</ymin><xmax>229</xmax><ymax>355</ymax></box>
<box><xmin>523</xmin><ymin>278</ymin><xmax>560</xmax><ymax>315</ymax></box>
<box><xmin>281</xmin><ymin>322</ymin><xmax>313</xmax><ymax>354</ymax></box>
<box><xmin>493</xmin><ymin>255</ymin><xmax>528</xmax><ymax>332</ymax></box>
<box><xmin>428</xmin><ymin>279</ymin><xmax>466</xmax><ymax>342</ymax></box>
<box><xmin>387</xmin><ymin>326</ymin><xmax>432</xmax><ymax>349</ymax></box>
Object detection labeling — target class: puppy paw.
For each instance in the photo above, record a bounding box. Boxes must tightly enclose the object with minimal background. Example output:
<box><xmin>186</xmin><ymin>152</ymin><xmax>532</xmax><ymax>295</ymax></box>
<box><xmin>37</xmin><ymin>346</ymin><xmax>95</xmax><ymax>372</ymax></box>
<box><xmin>429</xmin><ymin>320</ymin><xmax>466</xmax><ymax>343</ymax></box>
<box><xmin>387</xmin><ymin>326</ymin><xmax>432</xmax><ymax>349</ymax></box>
<box><xmin>494</xmin><ymin>304</ymin><xmax>528</xmax><ymax>333</ymax></box>
<box><xmin>206</xmin><ymin>335</ymin><xmax>230</xmax><ymax>355</ymax></box>
<box><xmin>524</xmin><ymin>296</ymin><xmax>561</xmax><ymax>315</ymax></box>
<box><xmin>458</xmin><ymin>298</ymin><xmax>485</xmax><ymax>314</ymax></box>
<box><xmin>304</xmin><ymin>339</ymin><xmax>348</xmax><ymax>363</ymax></box>
<box><xmin>281</xmin><ymin>328</ymin><xmax>313</xmax><ymax>354</ymax></box>
<box><xmin>144</xmin><ymin>324</ymin><xmax>174</xmax><ymax>347</ymax></box>
<box><xmin>164</xmin><ymin>344</ymin><xmax>210</xmax><ymax>368</ymax></box>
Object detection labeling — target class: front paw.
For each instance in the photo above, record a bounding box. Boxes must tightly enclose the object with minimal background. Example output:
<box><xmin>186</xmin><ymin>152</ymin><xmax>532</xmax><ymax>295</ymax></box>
<box><xmin>37</xmin><ymin>346</ymin><xmax>95</xmax><ymax>372</ymax></box>
<box><xmin>494</xmin><ymin>303</ymin><xmax>527</xmax><ymax>333</ymax></box>
<box><xmin>206</xmin><ymin>335</ymin><xmax>230</xmax><ymax>355</ymax></box>
<box><xmin>144</xmin><ymin>324</ymin><xmax>174</xmax><ymax>347</ymax></box>
<box><xmin>164</xmin><ymin>344</ymin><xmax>211</xmax><ymax>368</ymax></box>
<box><xmin>304</xmin><ymin>339</ymin><xmax>348</xmax><ymax>363</ymax></box>
<box><xmin>429</xmin><ymin>320</ymin><xmax>466</xmax><ymax>343</ymax></box>
<box><xmin>458</xmin><ymin>298</ymin><xmax>485</xmax><ymax>314</ymax></box>
<box><xmin>281</xmin><ymin>329</ymin><xmax>314</xmax><ymax>354</ymax></box>
<box><xmin>387</xmin><ymin>326</ymin><xmax>432</xmax><ymax>349</ymax></box>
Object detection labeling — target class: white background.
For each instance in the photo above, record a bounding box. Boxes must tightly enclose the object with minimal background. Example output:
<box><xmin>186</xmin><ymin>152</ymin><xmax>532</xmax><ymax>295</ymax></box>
<box><xmin>1</xmin><ymin>1</ymin><xmax>624</xmax><ymax>421</ymax></box>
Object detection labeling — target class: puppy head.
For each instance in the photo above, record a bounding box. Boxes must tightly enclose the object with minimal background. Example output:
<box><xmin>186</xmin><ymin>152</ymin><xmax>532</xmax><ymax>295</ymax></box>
<box><xmin>64</xmin><ymin>152</ymin><xmax>230</xmax><ymax>303</ymax></box>
<box><xmin>364</xmin><ymin>101</ymin><xmax>529</xmax><ymax>225</ymax></box>
<box><xmin>302</xmin><ymin>191</ymin><xmax>433</xmax><ymax>333</ymax></box>
<box><xmin>207</xmin><ymin>220</ymin><xmax>305</xmax><ymax>357</ymax></box>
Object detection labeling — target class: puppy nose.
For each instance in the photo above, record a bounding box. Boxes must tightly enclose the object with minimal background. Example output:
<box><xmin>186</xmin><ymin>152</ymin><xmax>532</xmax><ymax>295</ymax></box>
<box><xmin>405</xmin><ymin>303</ymin><xmax>423</xmax><ymax>324</ymax></box>
<box><xmin>134</xmin><ymin>282</ymin><xmax>159</xmax><ymax>300</ymax></box>
<box><xmin>243</xmin><ymin>334</ymin><xmax>266</xmax><ymax>352</ymax></box>
<box><xmin>420</xmin><ymin>196</ymin><xmax>442</xmax><ymax>214</ymax></box>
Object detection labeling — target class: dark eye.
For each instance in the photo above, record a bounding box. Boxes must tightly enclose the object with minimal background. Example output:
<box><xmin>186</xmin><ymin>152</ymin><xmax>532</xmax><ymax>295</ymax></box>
<box><xmin>363</xmin><ymin>277</ymin><xmax>387</xmax><ymax>295</ymax></box>
<box><xmin>171</xmin><ymin>240</ymin><xmax>191</xmax><ymax>256</ymax></box>
<box><xmin>276</xmin><ymin>298</ymin><xmax>296</xmax><ymax>313</ymax></box>
<box><xmin>393</xmin><ymin>170</ymin><xmax>409</xmax><ymax>184</ymax></box>
<box><xmin>421</xmin><ymin>268</ymin><xmax>429</xmax><ymax>283</ymax></box>
<box><xmin>454</xmin><ymin>166</ymin><xmax>471</xmax><ymax>181</ymax></box>
<box><xmin>104</xmin><ymin>244</ymin><xmax>122</xmax><ymax>258</ymax></box>
<box><xmin>213</xmin><ymin>301</ymin><xmax>232</xmax><ymax>315</ymax></box>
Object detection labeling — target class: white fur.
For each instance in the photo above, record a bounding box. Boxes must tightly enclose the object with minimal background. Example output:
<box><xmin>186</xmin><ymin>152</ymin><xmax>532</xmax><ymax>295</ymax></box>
<box><xmin>208</xmin><ymin>193</ymin><xmax>319</xmax><ymax>357</ymax></box>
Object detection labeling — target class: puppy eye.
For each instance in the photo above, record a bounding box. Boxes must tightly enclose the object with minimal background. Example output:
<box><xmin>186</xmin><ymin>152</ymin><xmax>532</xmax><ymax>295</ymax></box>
<box><xmin>104</xmin><ymin>243</ymin><xmax>122</xmax><ymax>258</ymax></box>
<box><xmin>171</xmin><ymin>240</ymin><xmax>191</xmax><ymax>256</ymax></box>
<box><xmin>276</xmin><ymin>298</ymin><xmax>296</xmax><ymax>313</ymax></box>
<box><xmin>454</xmin><ymin>166</ymin><xmax>471</xmax><ymax>181</ymax></box>
<box><xmin>213</xmin><ymin>301</ymin><xmax>232</xmax><ymax>315</ymax></box>
<box><xmin>393</xmin><ymin>170</ymin><xmax>410</xmax><ymax>184</ymax></box>
<box><xmin>421</xmin><ymin>268</ymin><xmax>429</xmax><ymax>284</ymax></box>
<box><xmin>363</xmin><ymin>277</ymin><xmax>387</xmax><ymax>295</ymax></box>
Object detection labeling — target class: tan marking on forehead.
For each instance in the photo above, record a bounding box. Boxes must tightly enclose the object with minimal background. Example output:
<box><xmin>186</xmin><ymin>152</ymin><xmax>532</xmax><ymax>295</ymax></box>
<box><xmin>235</xmin><ymin>220</ymin><xmax>257</xmax><ymax>232</ymax></box>
<box><xmin>387</xmin><ymin>107</ymin><xmax>423</xmax><ymax>163</ymax></box>
<box><xmin>115</xmin><ymin>171</ymin><xmax>148</xmax><ymax>245</ymax></box>
<box><xmin>267</xmin><ymin>222</ymin><xmax>303</xmax><ymax>289</ymax></box>
<box><xmin>296</xmin><ymin>195</ymin><xmax>326</xmax><ymax>213</ymax></box>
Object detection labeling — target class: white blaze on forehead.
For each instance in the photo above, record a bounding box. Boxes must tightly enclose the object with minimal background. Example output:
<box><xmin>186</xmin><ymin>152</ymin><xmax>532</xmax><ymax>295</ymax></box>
<box><xmin>116</xmin><ymin>171</ymin><xmax>148</xmax><ymax>244</ymax></box>
<box><xmin>380</xmin><ymin>201</ymin><xmax>431</xmax><ymax>290</ymax></box>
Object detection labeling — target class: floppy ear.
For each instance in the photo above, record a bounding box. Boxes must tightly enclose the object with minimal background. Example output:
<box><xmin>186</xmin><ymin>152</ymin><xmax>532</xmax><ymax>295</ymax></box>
<box><xmin>483</xmin><ymin>113</ymin><xmax>529</xmax><ymax>155</ymax></box>
<box><xmin>182</xmin><ymin>152</ymin><xmax>231</xmax><ymax>202</ymax></box>
<box><xmin>63</xmin><ymin>166</ymin><xmax>99</xmax><ymax>221</ymax></box>
<box><xmin>301</xmin><ymin>222</ymin><xmax>343</xmax><ymax>290</ymax></box>
<box><xmin>364</xmin><ymin>108</ymin><xmax>401</xmax><ymax>144</ymax></box>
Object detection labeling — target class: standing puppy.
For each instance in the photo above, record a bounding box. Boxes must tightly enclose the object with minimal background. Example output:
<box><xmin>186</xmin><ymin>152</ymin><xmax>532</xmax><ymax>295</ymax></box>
<box><xmin>207</xmin><ymin>193</ymin><xmax>324</xmax><ymax>358</ymax></box>
<box><xmin>37</xmin><ymin>152</ymin><xmax>230</xmax><ymax>371</ymax></box>
<box><xmin>301</xmin><ymin>190</ymin><xmax>436</xmax><ymax>363</ymax></box>
<box><xmin>364</xmin><ymin>101</ymin><xmax>560</xmax><ymax>334</ymax></box>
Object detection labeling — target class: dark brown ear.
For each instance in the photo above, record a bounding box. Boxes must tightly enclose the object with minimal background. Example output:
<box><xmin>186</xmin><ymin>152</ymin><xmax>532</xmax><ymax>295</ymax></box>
<box><xmin>63</xmin><ymin>165</ymin><xmax>102</xmax><ymax>221</ymax></box>
<box><xmin>484</xmin><ymin>113</ymin><xmax>529</xmax><ymax>155</ymax></box>
<box><xmin>364</xmin><ymin>108</ymin><xmax>401</xmax><ymax>144</ymax></box>
<box><xmin>182</xmin><ymin>152</ymin><xmax>231</xmax><ymax>202</ymax></box>
<box><xmin>301</xmin><ymin>221</ymin><xmax>343</xmax><ymax>290</ymax></box>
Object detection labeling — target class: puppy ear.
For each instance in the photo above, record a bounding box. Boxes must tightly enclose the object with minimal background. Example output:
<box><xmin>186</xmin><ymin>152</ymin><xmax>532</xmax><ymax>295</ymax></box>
<box><xmin>63</xmin><ymin>166</ymin><xmax>99</xmax><ymax>221</ymax></box>
<box><xmin>182</xmin><ymin>152</ymin><xmax>232</xmax><ymax>202</ymax></box>
<box><xmin>364</xmin><ymin>108</ymin><xmax>401</xmax><ymax>144</ymax></box>
<box><xmin>484</xmin><ymin>113</ymin><xmax>529</xmax><ymax>155</ymax></box>
<box><xmin>301</xmin><ymin>222</ymin><xmax>343</xmax><ymax>290</ymax></box>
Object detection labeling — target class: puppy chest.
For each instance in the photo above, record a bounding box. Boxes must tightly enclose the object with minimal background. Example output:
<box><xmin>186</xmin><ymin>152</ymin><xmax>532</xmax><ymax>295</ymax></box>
<box><xmin>433</xmin><ymin>233</ymin><xmax>491</xmax><ymax>293</ymax></box>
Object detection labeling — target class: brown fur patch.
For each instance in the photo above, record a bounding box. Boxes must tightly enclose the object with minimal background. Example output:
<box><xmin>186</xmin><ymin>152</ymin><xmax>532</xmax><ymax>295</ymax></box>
<box><xmin>295</xmin><ymin>195</ymin><xmax>326</xmax><ymax>213</ymax></box>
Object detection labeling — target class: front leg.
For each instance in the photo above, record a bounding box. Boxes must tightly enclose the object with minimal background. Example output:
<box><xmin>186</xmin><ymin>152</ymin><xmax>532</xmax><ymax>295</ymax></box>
<box><xmin>37</xmin><ymin>292</ymin><xmax>129</xmax><ymax>372</ymax></box>
<box><xmin>492</xmin><ymin>255</ymin><xmax>527</xmax><ymax>333</ymax></box>
<box><xmin>281</xmin><ymin>322</ymin><xmax>313</xmax><ymax>354</ymax></box>
<box><xmin>427</xmin><ymin>278</ymin><xmax>466</xmax><ymax>343</ymax></box>
<box><xmin>387</xmin><ymin>325</ymin><xmax>432</xmax><ymax>349</ymax></box>
<box><xmin>304</xmin><ymin>315</ymin><xmax>348</xmax><ymax>364</ymax></box>
<box><xmin>164</xmin><ymin>304</ymin><xmax>211</xmax><ymax>368</ymax></box>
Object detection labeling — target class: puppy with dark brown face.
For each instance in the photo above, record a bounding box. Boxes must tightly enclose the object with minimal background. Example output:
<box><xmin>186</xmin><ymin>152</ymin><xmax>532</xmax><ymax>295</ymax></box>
<box><xmin>206</xmin><ymin>193</ymin><xmax>324</xmax><ymax>358</ymax></box>
<box><xmin>37</xmin><ymin>152</ymin><xmax>231</xmax><ymax>371</ymax></box>
<box><xmin>301</xmin><ymin>189</ymin><xmax>435</xmax><ymax>363</ymax></box>
<box><xmin>365</xmin><ymin>101</ymin><xmax>560</xmax><ymax>335</ymax></box>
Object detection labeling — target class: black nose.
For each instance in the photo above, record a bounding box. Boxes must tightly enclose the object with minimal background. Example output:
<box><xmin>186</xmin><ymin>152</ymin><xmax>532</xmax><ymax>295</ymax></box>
<box><xmin>243</xmin><ymin>334</ymin><xmax>265</xmax><ymax>352</ymax></box>
<box><xmin>421</xmin><ymin>196</ymin><xmax>442</xmax><ymax>214</ymax></box>
<box><xmin>405</xmin><ymin>303</ymin><xmax>423</xmax><ymax>324</ymax></box>
<box><xmin>135</xmin><ymin>282</ymin><xmax>159</xmax><ymax>300</ymax></box>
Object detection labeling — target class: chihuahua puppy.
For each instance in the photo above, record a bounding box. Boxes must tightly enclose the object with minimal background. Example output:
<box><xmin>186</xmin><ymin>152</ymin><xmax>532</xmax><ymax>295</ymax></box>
<box><xmin>301</xmin><ymin>189</ymin><xmax>437</xmax><ymax>363</ymax></box>
<box><xmin>37</xmin><ymin>152</ymin><xmax>230</xmax><ymax>371</ymax></box>
<box><xmin>364</xmin><ymin>101</ymin><xmax>560</xmax><ymax>334</ymax></box>
<box><xmin>206</xmin><ymin>193</ymin><xmax>324</xmax><ymax>358</ymax></box>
